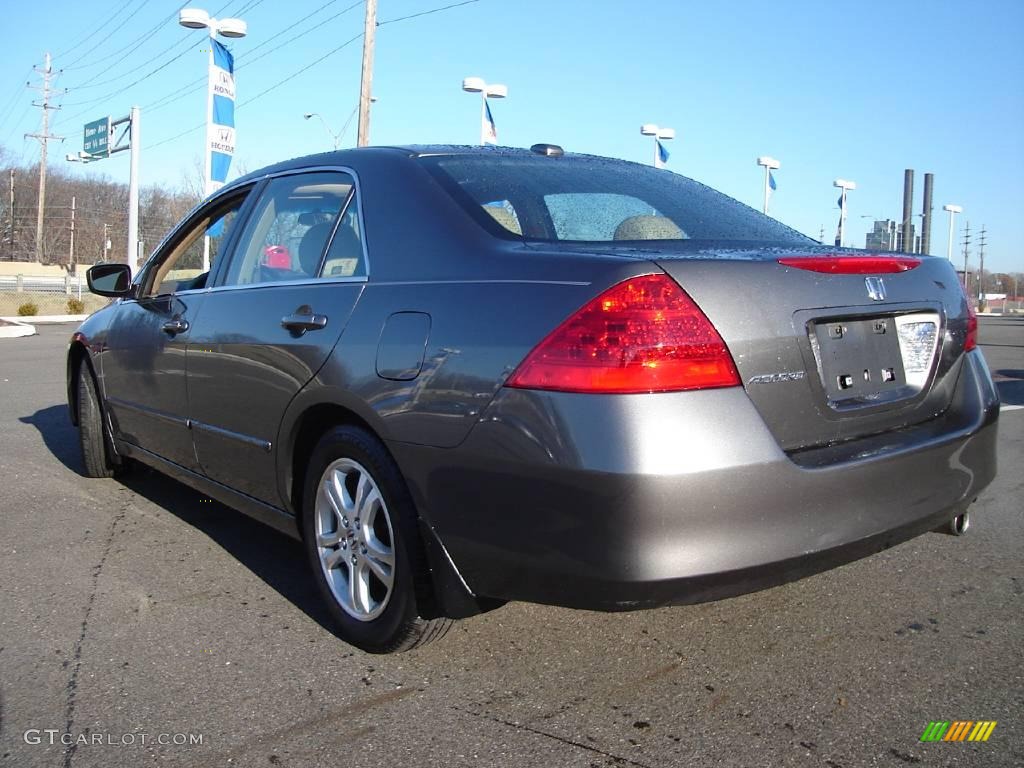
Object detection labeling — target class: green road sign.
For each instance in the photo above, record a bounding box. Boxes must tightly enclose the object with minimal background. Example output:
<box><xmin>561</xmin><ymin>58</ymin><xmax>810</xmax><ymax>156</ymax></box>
<box><xmin>83</xmin><ymin>117</ymin><xmax>111</xmax><ymax>159</ymax></box>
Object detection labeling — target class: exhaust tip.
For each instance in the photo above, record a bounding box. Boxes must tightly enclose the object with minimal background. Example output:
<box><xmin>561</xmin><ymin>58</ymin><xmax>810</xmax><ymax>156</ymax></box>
<box><xmin>936</xmin><ymin>510</ymin><xmax>970</xmax><ymax>536</ymax></box>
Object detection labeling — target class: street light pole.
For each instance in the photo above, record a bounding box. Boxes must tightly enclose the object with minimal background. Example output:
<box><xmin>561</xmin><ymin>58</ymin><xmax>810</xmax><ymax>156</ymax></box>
<box><xmin>942</xmin><ymin>204</ymin><xmax>962</xmax><ymax>262</ymax></box>
<box><xmin>126</xmin><ymin>105</ymin><xmax>140</xmax><ymax>272</ymax></box>
<box><xmin>833</xmin><ymin>179</ymin><xmax>856</xmax><ymax>247</ymax></box>
<box><xmin>757</xmin><ymin>156</ymin><xmax>780</xmax><ymax>215</ymax></box>
<box><xmin>303</xmin><ymin>112</ymin><xmax>341</xmax><ymax>150</ymax></box>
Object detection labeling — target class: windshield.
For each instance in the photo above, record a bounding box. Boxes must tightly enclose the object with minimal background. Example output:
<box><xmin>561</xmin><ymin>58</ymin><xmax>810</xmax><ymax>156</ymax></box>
<box><xmin>419</xmin><ymin>154</ymin><xmax>813</xmax><ymax>246</ymax></box>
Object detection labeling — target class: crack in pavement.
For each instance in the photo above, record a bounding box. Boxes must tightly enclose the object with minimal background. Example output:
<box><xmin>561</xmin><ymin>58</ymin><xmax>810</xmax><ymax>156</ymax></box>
<box><xmin>452</xmin><ymin>704</ymin><xmax>658</xmax><ymax>768</ymax></box>
<box><xmin>60</xmin><ymin>493</ymin><xmax>128</xmax><ymax>768</ymax></box>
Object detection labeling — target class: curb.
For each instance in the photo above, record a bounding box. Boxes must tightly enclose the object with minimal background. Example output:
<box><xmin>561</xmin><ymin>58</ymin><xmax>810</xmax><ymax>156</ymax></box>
<box><xmin>0</xmin><ymin>319</ymin><xmax>36</xmax><ymax>338</ymax></box>
<box><xmin>0</xmin><ymin>314</ymin><xmax>86</xmax><ymax>324</ymax></box>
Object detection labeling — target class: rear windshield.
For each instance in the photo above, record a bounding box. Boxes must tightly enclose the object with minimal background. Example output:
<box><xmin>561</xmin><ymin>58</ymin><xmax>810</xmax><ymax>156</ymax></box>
<box><xmin>419</xmin><ymin>154</ymin><xmax>812</xmax><ymax>246</ymax></box>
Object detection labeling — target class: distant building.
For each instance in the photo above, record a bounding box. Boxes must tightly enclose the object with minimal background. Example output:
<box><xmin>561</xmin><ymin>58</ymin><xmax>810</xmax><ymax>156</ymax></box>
<box><xmin>865</xmin><ymin>219</ymin><xmax>919</xmax><ymax>253</ymax></box>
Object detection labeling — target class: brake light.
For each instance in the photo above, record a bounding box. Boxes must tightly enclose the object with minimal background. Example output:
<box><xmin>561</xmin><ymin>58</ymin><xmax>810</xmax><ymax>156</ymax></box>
<box><xmin>778</xmin><ymin>255</ymin><xmax>921</xmax><ymax>274</ymax></box>
<box><xmin>964</xmin><ymin>300</ymin><xmax>978</xmax><ymax>352</ymax></box>
<box><xmin>506</xmin><ymin>274</ymin><xmax>740</xmax><ymax>394</ymax></box>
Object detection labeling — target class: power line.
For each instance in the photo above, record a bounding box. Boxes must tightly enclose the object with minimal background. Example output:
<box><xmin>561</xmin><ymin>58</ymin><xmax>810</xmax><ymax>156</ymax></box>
<box><xmin>377</xmin><ymin>0</ymin><xmax>481</xmax><ymax>26</ymax></box>
<box><xmin>51</xmin><ymin>0</ymin><xmax>126</xmax><ymax>59</ymax></box>
<box><xmin>143</xmin><ymin>0</ymin><xmax>356</xmax><ymax>115</ymax></box>
<box><xmin>61</xmin><ymin>0</ymin><xmax>149</xmax><ymax>70</ymax></box>
<box><xmin>60</xmin><ymin>4</ymin><xmax>191</xmax><ymax>77</ymax></box>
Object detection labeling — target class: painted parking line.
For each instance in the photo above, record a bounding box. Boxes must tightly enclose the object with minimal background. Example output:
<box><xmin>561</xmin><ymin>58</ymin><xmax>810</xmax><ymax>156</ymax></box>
<box><xmin>1001</xmin><ymin>404</ymin><xmax>1023</xmax><ymax>412</ymax></box>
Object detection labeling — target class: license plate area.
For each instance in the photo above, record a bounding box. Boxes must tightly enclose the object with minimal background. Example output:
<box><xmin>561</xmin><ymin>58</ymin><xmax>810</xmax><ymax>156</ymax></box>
<box><xmin>810</xmin><ymin>315</ymin><xmax>911</xmax><ymax>408</ymax></box>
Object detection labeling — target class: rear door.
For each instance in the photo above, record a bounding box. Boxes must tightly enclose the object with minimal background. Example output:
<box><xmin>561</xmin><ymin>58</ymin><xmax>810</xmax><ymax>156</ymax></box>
<box><xmin>102</xmin><ymin>190</ymin><xmax>251</xmax><ymax>469</ymax></box>
<box><xmin>185</xmin><ymin>169</ymin><xmax>368</xmax><ymax>506</ymax></box>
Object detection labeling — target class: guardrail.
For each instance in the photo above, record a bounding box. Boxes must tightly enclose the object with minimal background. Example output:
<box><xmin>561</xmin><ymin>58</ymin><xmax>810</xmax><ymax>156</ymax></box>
<box><xmin>0</xmin><ymin>274</ymin><xmax>85</xmax><ymax>298</ymax></box>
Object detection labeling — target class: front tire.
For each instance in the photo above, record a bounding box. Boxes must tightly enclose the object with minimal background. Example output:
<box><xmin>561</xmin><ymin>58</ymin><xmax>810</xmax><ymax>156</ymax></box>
<box><xmin>302</xmin><ymin>426</ymin><xmax>453</xmax><ymax>653</ymax></box>
<box><xmin>76</xmin><ymin>367</ymin><xmax>116</xmax><ymax>479</ymax></box>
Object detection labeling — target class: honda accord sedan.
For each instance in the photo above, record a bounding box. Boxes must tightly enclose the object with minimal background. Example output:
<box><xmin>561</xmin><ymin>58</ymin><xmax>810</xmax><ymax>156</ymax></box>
<box><xmin>69</xmin><ymin>145</ymin><xmax>999</xmax><ymax>653</ymax></box>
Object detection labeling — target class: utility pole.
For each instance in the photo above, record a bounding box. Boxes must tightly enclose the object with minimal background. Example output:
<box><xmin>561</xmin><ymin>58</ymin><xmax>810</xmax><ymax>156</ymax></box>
<box><xmin>25</xmin><ymin>52</ymin><xmax>65</xmax><ymax>263</ymax></box>
<box><xmin>68</xmin><ymin>195</ymin><xmax>76</xmax><ymax>269</ymax></box>
<box><xmin>127</xmin><ymin>105</ymin><xmax>140</xmax><ymax>272</ymax></box>
<box><xmin>977</xmin><ymin>226</ymin><xmax>987</xmax><ymax>308</ymax></box>
<box><xmin>961</xmin><ymin>221</ymin><xmax>972</xmax><ymax>294</ymax></box>
<box><xmin>7</xmin><ymin>169</ymin><xmax>13</xmax><ymax>259</ymax></box>
<box><xmin>356</xmin><ymin>0</ymin><xmax>377</xmax><ymax>147</ymax></box>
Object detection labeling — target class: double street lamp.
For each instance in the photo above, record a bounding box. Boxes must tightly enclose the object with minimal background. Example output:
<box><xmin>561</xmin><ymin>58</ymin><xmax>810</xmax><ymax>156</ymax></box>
<box><xmin>462</xmin><ymin>77</ymin><xmax>507</xmax><ymax>145</ymax></box>
<box><xmin>178</xmin><ymin>8</ymin><xmax>247</xmax><ymax>271</ymax></box>
<box><xmin>641</xmin><ymin>124</ymin><xmax>674</xmax><ymax>168</ymax></box>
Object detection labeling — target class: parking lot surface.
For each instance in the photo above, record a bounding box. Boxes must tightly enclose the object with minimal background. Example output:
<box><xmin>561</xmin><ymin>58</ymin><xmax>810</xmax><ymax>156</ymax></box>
<box><xmin>1</xmin><ymin>317</ymin><xmax>1021</xmax><ymax>768</ymax></box>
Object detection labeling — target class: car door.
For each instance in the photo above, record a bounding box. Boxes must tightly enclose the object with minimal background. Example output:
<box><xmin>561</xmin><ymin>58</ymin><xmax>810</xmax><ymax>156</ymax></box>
<box><xmin>102</xmin><ymin>189</ymin><xmax>253</xmax><ymax>470</ymax></box>
<box><xmin>185</xmin><ymin>169</ymin><xmax>367</xmax><ymax>506</ymax></box>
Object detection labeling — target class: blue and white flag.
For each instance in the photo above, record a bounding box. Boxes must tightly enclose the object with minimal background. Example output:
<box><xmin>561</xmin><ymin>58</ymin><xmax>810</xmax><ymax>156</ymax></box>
<box><xmin>483</xmin><ymin>99</ymin><xmax>497</xmax><ymax>145</ymax></box>
<box><xmin>207</xmin><ymin>40</ymin><xmax>236</xmax><ymax>196</ymax></box>
<box><xmin>656</xmin><ymin>139</ymin><xmax>670</xmax><ymax>168</ymax></box>
<box><xmin>768</xmin><ymin>170</ymin><xmax>777</xmax><ymax>191</ymax></box>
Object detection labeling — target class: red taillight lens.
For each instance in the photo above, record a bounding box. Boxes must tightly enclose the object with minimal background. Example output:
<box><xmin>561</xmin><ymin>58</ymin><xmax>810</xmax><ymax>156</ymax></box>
<box><xmin>506</xmin><ymin>274</ymin><xmax>740</xmax><ymax>394</ymax></box>
<box><xmin>777</xmin><ymin>255</ymin><xmax>921</xmax><ymax>274</ymax></box>
<box><xmin>964</xmin><ymin>300</ymin><xmax>978</xmax><ymax>352</ymax></box>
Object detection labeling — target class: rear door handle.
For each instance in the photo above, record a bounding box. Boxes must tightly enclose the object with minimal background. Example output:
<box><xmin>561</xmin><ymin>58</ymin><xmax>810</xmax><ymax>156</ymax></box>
<box><xmin>161</xmin><ymin>317</ymin><xmax>189</xmax><ymax>335</ymax></box>
<box><xmin>281</xmin><ymin>312</ymin><xmax>328</xmax><ymax>334</ymax></box>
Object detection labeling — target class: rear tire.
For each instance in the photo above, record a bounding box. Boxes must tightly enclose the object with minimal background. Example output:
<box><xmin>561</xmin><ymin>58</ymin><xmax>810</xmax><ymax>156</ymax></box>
<box><xmin>76</xmin><ymin>368</ymin><xmax>116</xmax><ymax>479</ymax></box>
<box><xmin>302</xmin><ymin>425</ymin><xmax>453</xmax><ymax>653</ymax></box>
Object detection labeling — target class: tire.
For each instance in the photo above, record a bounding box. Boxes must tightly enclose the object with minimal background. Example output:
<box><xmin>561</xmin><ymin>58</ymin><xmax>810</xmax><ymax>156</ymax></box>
<box><xmin>302</xmin><ymin>425</ymin><xmax>453</xmax><ymax>653</ymax></box>
<box><xmin>76</xmin><ymin>367</ymin><xmax>116</xmax><ymax>479</ymax></box>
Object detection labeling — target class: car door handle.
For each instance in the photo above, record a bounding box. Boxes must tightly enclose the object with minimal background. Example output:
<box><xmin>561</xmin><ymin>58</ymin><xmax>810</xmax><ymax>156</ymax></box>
<box><xmin>281</xmin><ymin>313</ymin><xmax>328</xmax><ymax>333</ymax></box>
<box><xmin>161</xmin><ymin>317</ymin><xmax>189</xmax><ymax>335</ymax></box>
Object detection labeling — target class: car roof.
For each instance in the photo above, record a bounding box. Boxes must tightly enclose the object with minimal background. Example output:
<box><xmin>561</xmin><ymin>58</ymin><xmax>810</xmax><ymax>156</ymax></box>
<box><xmin>225</xmin><ymin>145</ymin><xmax>636</xmax><ymax>191</ymax></box>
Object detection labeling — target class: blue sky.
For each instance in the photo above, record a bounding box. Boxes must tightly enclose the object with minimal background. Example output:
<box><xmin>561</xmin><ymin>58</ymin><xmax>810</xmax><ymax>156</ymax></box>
<box><xmin>1</xmin><ymin>0</ymin><xmax>1021</xmax><ymax>274</ymax></box>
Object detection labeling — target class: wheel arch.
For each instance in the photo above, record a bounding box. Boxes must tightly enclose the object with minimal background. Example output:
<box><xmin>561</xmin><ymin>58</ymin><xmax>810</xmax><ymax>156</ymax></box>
<box><xmin>280</xmin><ymin>394</ymin><xmax>491</xmax><ymax>619</ymax></box>
<box><xmin>67</xmin><ymin>340</ymin><xmax>95</xmax><ymax>427</ymax></box>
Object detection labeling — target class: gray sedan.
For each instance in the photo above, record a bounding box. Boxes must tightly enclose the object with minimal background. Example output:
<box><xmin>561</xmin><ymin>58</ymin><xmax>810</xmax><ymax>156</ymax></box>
<box><xmin>69</xmin><ymin>145</ymin><xmax>999</xmax><ymax>653</ymax></box>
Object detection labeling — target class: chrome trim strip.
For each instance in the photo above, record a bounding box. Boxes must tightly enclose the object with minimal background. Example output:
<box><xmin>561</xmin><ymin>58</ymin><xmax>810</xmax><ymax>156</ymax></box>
<box><xmin>191</xmin><ymin>419</ymin><xmax>272</xmax><ymax>452</ymax></box>
<box><xmin>106</xmin><ymin>397</ymin><xmax>189</xmax><ymax>428</ymax></box>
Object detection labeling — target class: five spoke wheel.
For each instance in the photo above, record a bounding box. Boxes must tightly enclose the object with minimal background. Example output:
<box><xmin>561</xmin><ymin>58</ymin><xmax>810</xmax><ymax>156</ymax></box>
<box><xmin>315</xmin><ymin>458</ymin><xmax>396</xmax><ymax>621</ymax></box>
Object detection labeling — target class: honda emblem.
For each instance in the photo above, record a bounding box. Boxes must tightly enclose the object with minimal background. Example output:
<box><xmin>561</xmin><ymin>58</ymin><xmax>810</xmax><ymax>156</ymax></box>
<box><xmin>865</xmin><ymin>276</ymin><xmax>886</xmax><ymax>301</ymax></box>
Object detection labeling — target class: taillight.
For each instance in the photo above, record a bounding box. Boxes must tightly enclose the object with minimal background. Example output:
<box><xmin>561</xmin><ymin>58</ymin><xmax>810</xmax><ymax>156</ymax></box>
<box><xmin>964</xmin><ymin>300</ymin><xmax>978</xmax><ymax>352</ymax></box>
<box><xmin>778</xmin><ymin>255</ymin><xmax>921</xmax><ymax>274</ymax></box>
<box><xmin>505</xmin><ymin>274</ymin><xmax>740</xmax><ymax>394</ymax></box>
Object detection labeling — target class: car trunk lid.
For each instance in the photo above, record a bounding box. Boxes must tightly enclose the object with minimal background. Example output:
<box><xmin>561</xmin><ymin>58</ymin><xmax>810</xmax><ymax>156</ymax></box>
<box><xmin>654</xmin><ymin>249</ymin><xmax>972</xmax><ymax>452</ymax></box>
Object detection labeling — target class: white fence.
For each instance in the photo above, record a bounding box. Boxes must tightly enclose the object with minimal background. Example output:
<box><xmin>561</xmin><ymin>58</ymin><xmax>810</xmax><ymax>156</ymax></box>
<box><xmin>0</xmin><ymin>274</ymin><xmax>85</xmax><ymax>298</ymax></box>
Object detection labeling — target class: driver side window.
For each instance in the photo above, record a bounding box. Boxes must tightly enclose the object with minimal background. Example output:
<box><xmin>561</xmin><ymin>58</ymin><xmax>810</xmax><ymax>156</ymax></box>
<box><xmin>141</xmin><ymin>195</ymin><xmax>247</xmax><ymax>298</ymax></box>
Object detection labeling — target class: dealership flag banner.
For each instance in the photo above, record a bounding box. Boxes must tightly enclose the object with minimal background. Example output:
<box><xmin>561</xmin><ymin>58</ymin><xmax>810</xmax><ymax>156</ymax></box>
<box><xmin>207</xmin><ymin>40</ymin><xmax>236</xmax><ymax>196</ymax></box>
<box><xmin>656</xmin><ymin>139</ymin><xmax>670</xmax><ymax>168</ymax></box>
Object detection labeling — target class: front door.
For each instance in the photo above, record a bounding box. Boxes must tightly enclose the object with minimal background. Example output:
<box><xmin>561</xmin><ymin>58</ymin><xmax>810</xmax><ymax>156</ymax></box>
<box><xmin>186</xmin><ymin>170</ymin><xmax>368</xmax><ymax>506</ymax></box>
<box><xmin>103</xmin><ymin>190</ymin><xmax>251</xmax><ymax>469</ymax></box>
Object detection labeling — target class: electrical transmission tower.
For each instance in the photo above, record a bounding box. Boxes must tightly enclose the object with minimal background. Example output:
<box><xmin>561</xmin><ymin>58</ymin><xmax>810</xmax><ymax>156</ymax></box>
<box><xmin>24</xmin><ymin>52</ymin><xmax>65</xmax><ymax>263</ymax></box>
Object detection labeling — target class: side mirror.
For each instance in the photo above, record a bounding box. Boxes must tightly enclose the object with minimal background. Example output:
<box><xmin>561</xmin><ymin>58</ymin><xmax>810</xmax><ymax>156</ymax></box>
<box><xmin>86</xmin><ymin>263</ymin><xmax>133</xmax><ymax>297</ymax></box>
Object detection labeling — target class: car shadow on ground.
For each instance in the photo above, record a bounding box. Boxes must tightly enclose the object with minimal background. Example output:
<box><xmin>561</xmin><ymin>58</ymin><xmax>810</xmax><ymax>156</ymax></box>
<box><xmin>21</xmin><ymin>404</ymin><xmax>337</xmax><ymax>636</ymax></box>
<box><xmin>994</xmin><ymin>370</ymin><xmax>1024</xmax><ymax>406</ymax></box>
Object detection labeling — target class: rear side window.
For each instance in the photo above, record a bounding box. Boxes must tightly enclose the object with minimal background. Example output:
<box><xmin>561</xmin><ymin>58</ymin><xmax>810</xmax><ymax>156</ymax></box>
<box><xmin>420</xmin><ymin>155</ymin><xmax>812</xmax><ymax>245</ymax></box>
<box><xmin>220</xmin><ymin>171</ymin><xmax>362</xmax><ymax>286</ymax></box>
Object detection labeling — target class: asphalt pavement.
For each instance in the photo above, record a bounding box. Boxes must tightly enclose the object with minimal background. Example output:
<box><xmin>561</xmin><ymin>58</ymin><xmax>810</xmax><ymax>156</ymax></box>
<box><xmin>0</xmin><ymin>318</ymin><xmax>1021</xmax><ymax>768</ymax></box>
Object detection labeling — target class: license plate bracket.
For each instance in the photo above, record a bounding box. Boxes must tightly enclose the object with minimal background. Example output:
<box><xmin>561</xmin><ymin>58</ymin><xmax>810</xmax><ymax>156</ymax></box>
<box><xmin>811</xmin><ymin>316</ymin><xmax>908</xmax><ymax>404</ymax></box>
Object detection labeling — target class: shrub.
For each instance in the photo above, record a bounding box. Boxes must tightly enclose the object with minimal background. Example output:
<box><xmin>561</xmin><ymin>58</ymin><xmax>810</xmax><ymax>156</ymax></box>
<box><xmin>66</xmin><ymin>298</ymin><xmax>86</xmax><ymax>314</ymax></box>
<box><xmin>17</xmin><ymin>302</ymin><xmax>39</xmax><ymax>316</ymax></box>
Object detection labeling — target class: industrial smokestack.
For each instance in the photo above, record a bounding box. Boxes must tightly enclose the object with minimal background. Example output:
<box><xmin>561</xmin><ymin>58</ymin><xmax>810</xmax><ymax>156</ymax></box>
<box><xmin>902</xmin><ymin>169</ymin><xmax>914</xmax><ymax>254</ymax></box>
<box><xmin>921</xmin><ymin>173</ymin><xmax>934</xmax><ymax>255</ymax></box>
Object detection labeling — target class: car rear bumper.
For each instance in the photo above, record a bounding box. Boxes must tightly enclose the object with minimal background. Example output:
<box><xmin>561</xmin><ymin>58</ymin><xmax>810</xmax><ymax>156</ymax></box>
<box><xmin>390</xmin><ymin>351</ymin><xmax>999</xmax><ymax>611</ymax></box>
